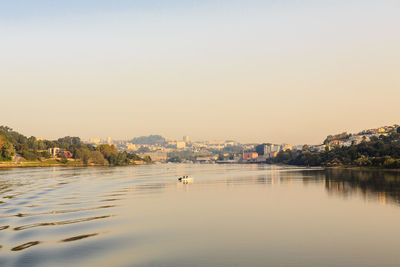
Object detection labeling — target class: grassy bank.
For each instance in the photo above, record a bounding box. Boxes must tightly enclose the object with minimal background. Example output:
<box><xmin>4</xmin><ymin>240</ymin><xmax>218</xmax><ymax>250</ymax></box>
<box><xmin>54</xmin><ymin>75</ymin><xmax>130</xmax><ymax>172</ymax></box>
<box><xmin>0</xmin><ymin>159</ymin><xmax>148</xmax><ymax>168</ymax></box>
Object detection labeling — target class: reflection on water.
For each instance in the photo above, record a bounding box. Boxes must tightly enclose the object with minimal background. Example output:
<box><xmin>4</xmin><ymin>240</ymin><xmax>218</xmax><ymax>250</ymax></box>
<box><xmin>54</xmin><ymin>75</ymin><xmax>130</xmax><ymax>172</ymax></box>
<box><xmin>61</xmin><ymin>233</ymin><xmax>99</xmax><ymax>243</ymax></box>
<box><xmin>11</xmin><ymin>241</ymin><xmax>41</xmax><ymax>252</ymax></box>
<box><xmin>13</xmin><ymin>215</ymin><xmax>113</xmax><ymax>231</ymax></box>
<box><xmin>325</xmin><ymin>168</ymin><xmax>400</xmax><ymax>206</ymax></box>
<box><xmin>0</xmin><ymin>164</ymin><xmax>400</xmax><ymax>266</ymax></box>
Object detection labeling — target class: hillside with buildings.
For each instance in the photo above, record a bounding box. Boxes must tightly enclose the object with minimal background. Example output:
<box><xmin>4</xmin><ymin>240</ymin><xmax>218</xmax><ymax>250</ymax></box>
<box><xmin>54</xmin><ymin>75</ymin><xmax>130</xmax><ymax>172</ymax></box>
<box><xmin>4</xmin><ymin>124</ymin><xmax>398</xmax><ymax>168</ymax></box>
<box><xmin>272</xmin><ymin>124</ymin><xmax>400</xmax><ymax>168</ymax></box>
<box><xmin>80</xmin><ymin>124</ymin><xmax>400</xmax><ymax>168</ymax></box>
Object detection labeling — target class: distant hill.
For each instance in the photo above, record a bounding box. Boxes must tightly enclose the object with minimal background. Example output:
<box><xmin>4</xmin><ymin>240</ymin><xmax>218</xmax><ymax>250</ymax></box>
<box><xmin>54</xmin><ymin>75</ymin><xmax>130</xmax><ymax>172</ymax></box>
<box><xmin>130</xmin><ymin>135</ymin><xmax>166</xmax><ymax>145</ymax></box>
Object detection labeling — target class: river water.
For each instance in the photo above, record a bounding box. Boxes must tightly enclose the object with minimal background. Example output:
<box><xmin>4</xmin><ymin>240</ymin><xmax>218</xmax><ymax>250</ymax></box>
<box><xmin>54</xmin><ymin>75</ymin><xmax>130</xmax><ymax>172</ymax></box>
<box><xmin>1</xmin><ymin>164</ymin><xmax>400</xmax><ymax>266</ymax></box>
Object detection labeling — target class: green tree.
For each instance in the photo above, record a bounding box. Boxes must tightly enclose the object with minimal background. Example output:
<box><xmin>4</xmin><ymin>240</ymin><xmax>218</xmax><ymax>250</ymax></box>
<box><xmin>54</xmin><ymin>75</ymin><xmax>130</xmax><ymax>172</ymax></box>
<box><xmin>21</xmin><ymin>150</ymin><xmax>38</xmax><ymax>161</ymax></box>
<box><xmin>143</xmin><ymin>155</ymin><xmax>152</xmax><ymax>163</ymax></box>
<box><xmin>75</xmin><ymin>148</ymin><xmax>90</xmax><ymax>165</ymax></box>
<box><xmin>60</xmin><ymin>154</ymin><xmax>68</xmax><ymax>164</ymax></box>
<box><xmin>90</xmin><ymin>151</ymin><xmax>106</xmax><ymax>165</ymax></box>
<box><xmin>0</xmin><ymin>137</ymin><xmax>15</xmax><ymax>161</ymax></box>
<box><xmin>275</xmin><ymin>150</ymin><xmax>291</xmax><ymax>163</ymax></box>
<box><xmin>97</xmin><ymin>144</ymin><xmax>118</xmax><ymax>157</ymax></box>
<box><xmin>39</xmin><ymin>151</ymin><xmax>51</xmax><ymax>159</ymax></box>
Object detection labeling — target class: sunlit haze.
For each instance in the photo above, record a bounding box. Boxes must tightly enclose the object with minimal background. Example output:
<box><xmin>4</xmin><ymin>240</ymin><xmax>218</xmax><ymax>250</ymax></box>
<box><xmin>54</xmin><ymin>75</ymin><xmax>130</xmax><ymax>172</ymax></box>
<box><xmin>1</xmin><ymin>0</ymin><xmax>399</xmax><ymax>144</ymax></box>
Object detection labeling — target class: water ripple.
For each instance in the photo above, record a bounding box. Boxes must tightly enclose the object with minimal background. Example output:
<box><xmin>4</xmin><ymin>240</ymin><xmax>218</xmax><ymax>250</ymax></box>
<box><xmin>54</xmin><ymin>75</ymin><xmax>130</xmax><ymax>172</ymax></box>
<box><xmin>0</xmin><ymin>225</ymin><xmax>9</xmax><ymax>230</ymax></box>
<box><xmin>12</xmin><ymin>205</ymin><xmax>115</xmax><ymax>218</ymax></box>
<box><xmin>100</xmin><ymin>198</ymin><xmax>121</xmax><ymax>202</ymax></box>
<box><xmin>14</xmin><ymin>215</ymin><xmax>113</xmax><ymax>231</ymax></box>
<box><xmin>61</xmin><ymin>233</ymin><xmax>99</xmax><ymax>242</ymax></box>
<box><xmin>11</xmin><ymin>241</ymin><xmax>41</xmax><ymax>251</ymax></box>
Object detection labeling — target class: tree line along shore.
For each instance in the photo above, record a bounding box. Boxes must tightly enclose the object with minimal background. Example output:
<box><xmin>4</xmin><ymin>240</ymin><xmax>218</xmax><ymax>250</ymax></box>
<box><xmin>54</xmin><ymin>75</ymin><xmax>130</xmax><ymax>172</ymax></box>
<box><xmin>0</xmin><ymin>126</ymin><xmax>151</xmax><ymax>168</ymax></box>
<box><xmin>270</xmin><ymin>127</ymin><xmax>400</xmax><ymax>169</ymax></box>
<box><xmin>1</xmin><ymin>125</ymin><xmax>400</xmax><ymax>169</ymax></box>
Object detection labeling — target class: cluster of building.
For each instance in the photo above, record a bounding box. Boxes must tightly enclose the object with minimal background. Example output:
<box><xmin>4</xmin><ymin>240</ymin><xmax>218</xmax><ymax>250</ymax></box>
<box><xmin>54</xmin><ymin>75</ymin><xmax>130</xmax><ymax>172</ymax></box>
<box><xmin>87</xmin><ymin>136</ymin><xmax>191</xmax><ymax>152</ymax></box>
<box><xmin>242</xmin><ymin>143</ymin><xmax>293</xmax><ymax>163</ymax></box>
<box><xmin>87</xmin><ymin>137</ymin><xmax>113</xmax><ymax>145</ymax></box>
<box><xmin>83</xmin><ymin>134</ymin><xmax>298</xmax><ymax>164</ymax></box>
<box><xmin>84</xmin><ymin>135</ymin><xmax>243</xmax><ymax>163</ymax></box>
<box><xmin>240</xmin><ymin>124</ymin><xmax>399</xmax><ymax>163</ymax></box>
<box><xmin>315</xmin><ymin>124</ymin><xmax>399</xmax><ymax>150</ymax></box>
<box><xmin>48</xmin><ymin>147</ymin><xmax>73</xmax><ymax>158</ymax></box>
<box><xmin>81</xmin><ymin>124</ymin><xmax>399</xmax><ymax>163</ymax></box>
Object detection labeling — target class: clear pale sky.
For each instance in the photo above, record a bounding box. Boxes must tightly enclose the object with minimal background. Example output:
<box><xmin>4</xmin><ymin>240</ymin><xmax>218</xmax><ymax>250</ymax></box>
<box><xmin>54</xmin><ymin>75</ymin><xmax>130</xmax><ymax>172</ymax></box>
<box><xmin>1</xmin><ymin>0</ymin><xmax>399</xmax><ymax>144</ymax></box>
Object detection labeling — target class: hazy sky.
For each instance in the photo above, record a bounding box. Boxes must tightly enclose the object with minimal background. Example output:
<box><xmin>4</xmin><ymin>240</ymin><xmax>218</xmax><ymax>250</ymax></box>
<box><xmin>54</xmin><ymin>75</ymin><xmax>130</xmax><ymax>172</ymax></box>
<box><xmin>1</xmin><ymin>0</ymin><xmax>399</xmax><ymax>144</ymax></box>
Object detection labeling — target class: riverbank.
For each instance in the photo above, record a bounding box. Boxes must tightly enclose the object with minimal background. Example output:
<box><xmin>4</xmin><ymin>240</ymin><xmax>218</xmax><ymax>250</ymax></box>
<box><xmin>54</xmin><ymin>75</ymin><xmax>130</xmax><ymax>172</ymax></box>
<box><xmin>0</xmin><ymin>159</ymin><xmax>149</xmax><ymax>168</ymax></box>
<box><xmin>325</xmin><ymin>165</ymin><xmax>400</xmax><ymax>172</ymax></box>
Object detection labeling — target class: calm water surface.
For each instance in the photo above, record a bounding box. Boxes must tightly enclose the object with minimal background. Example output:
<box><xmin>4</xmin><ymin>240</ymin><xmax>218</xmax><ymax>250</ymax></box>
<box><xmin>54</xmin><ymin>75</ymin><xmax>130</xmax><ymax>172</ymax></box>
<box><xmin>1</xmin><ymin>164</ymin><xmax>400</xmax><ymax>266</ymax></box>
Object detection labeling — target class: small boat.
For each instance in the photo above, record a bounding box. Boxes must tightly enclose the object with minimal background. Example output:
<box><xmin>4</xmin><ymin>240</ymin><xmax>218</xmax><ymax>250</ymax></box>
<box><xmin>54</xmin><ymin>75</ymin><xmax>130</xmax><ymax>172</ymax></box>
<box><xmin>178</xmin><ymin>176</ymin><xmax>194</xmax><ymax>183</ymax></box>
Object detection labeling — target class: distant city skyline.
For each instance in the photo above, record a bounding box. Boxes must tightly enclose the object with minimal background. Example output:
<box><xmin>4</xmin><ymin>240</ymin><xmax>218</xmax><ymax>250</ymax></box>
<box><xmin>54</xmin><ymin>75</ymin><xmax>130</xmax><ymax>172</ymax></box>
<box><xmin>6</xmin><ymin>123</ymin><xmax>398</xmax><ymax>147</ymax></box>
<box><xmin>2</xmin><ymin>1</ymin><xmax>400</xmax><ymax>144</ymax></box>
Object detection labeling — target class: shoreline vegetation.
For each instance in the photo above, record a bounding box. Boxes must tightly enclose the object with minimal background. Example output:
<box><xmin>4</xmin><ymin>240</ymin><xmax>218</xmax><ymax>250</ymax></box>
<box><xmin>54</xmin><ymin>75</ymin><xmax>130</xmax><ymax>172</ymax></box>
<box><xmin>327</xmin><ymin>166</ymin><xmax>400</xmax><ymax>172</ymax></box>
<box><xmin>270</xmin><ymin>128</ymin><xmax>400</xmax><ymax>169</ymax></box>
<box><xmin>0</xmin><ymin>159</ymin><xmax>150</xmax><ymax>169</ymax></box>
<box><xmin>1</xmin><ymin>125</ymin><xmax>400</xmax><ymax>170</ymax></box>
<box><xmin>0</xmin><ymin>126</ymin><xmax>151</xmax><ymax>168</ymax></box>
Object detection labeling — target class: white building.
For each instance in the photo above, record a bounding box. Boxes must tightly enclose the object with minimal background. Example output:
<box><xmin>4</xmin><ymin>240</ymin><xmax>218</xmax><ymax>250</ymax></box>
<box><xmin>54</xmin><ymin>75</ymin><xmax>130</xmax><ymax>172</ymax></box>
<box><xmin>183</xmin><ymin>136</ymin><xmax>190</xmax><ymax>143</ymax></box>
<box><xmin>280</xmin><ymin>144</ymin><xmax>293</xmax><ymax>151</ymax></box>
<box><xmin>265</xmin><ymin>144</ymin><xmax>280</xmax><ymax>154</ymax></box>
<box><xmin>126</xmin><ymin>143</ymin><xmax>137</xmax><ymax>151</ymax></box>
<box><xmin>176</xmin><ymin>141</ymin><xmax>186</xmax><ymax>149</ymax></box>
<box><xmin>48</xmin><ymin>147</ymin><xmax>60</xmax><ymax>157</ymax></box>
